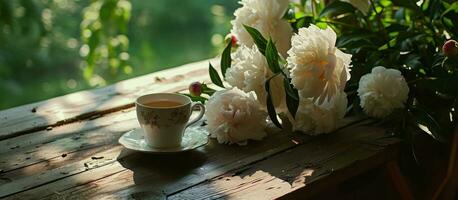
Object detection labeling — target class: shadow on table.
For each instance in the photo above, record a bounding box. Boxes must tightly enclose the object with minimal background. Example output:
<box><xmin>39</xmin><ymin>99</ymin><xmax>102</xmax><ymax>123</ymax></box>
<box><xmin>167</xmin><ymin>123</ymin><xmax>378</xmax><ymax>199</ymax></box>
<box><xmin>116</xmin><ymin>148</ymin><xmax>207</xmax><ymax>198</ymax></box>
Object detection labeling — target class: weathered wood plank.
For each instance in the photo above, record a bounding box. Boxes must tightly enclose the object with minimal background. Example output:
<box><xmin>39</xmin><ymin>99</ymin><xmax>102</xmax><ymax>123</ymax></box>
<box><xmin>0</xmin><ymin>107</ymin><xmax>140</xmax><ymax>197</ymax></box>
<box><xmin>0</xmin><ymin>84</ymin><xmax>204</xmax><ymax>181</ymax></box>
<box><xmin>168</xmin><ymin>125</ymin><xmax>399</xmax><ymax>200</ymax></box>
<box><xmin>0</xmin><ymin>59</ymin><xmax>215</xmax><ymax>140</ymax></box>
<box><xmin>2</xmin><ymin>118</ymin><xmax>364</xmax><ymax>200</ymax></box>
<box><xmin>2</xmin><ymin>117</ymin><xmax>366</xmax><ymax>199</ymax></box>
<box><xmin>1</xmin><ymin>131</ymin><xmax>294</xmax><ymax>199</ymax></box>
<box><xmin>0</xmin><ymin>143</ymin><xmax>119</xmax><ymax>185</ymax></box>
<box><xmin>0</xmin><ymin>93</ymin><xmax>203</xmax><ymax>179</ymax></box>
<box><xmin>0</xmin><ymin>146</ymin><xmax>123</xmax><ymax>197</ymax></box>
<box><xmin>0</xmin><ymin>108</ymin><xmax>205</xmax><ymax>197</ymax></box>
<box><xmin>0</xmin><ymin>107</ymin><xmax>211</xmax><ymax>191</ymax></box>
<box><xmin>0</xmin><ymin>108</ymin><xmax>137</xmax><ymax>173</ymax></box>
<box><xmin>0</xmin><ymin>85</ymin><xmax>206</xmax><ymax>196</ymax></box>
<box><xmin>0</xmin><ymin>106</ymin><xmax>136</xmax><ymax>154</ymax></box>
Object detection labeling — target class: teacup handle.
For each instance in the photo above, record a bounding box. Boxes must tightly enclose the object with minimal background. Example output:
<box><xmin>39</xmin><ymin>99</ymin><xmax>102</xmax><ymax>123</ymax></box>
<box><xmin>186</xmin><ymin>102</ymin><xmax>206</xmax><ymax>127</ymax></box>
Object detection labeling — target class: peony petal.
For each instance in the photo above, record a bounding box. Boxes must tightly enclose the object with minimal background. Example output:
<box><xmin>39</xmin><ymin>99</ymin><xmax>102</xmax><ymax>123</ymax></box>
<box><xmin>206</xmin><ymin>88</ymin><xmax>267</xmax><ymax>145</ymax></box>
<box><xmin>357</xmin><ymin>66</ymin><xmax>409</xmax><ymax>118</ymax></box>
<box><xmin>288</xmin><ymin>25</ymin><xmax>350</xmax><ymax>102</ymax></box>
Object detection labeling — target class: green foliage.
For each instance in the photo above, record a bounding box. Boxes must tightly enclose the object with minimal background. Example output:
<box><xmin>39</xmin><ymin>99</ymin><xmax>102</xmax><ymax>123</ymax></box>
<box><xmin>0</xmin><ymin>0</ymin><xmax>87</xmax><ymax>109</ymax></box>
<box><xmin>265</xmin><ymin>75</ymin><xmax>282</xmax><ymax>128</ymax></box>
<box><xmin>283</xmin><ymin>78</ymin><xmax>299</xmax><ymax>119</ymax></box>
<box><xmin>245</xmin><ymin>26</ymin><xmax>299</xmax><ymax>128</ymax></box>
<box><xmin>220</xmin><ymin>41</ymin><xmax>232</xmax><ymax>78</ymax></box>
<box><xmin>319</xmin><ymin>1</ymin><xmax>354</xmax><ymax>18</ymax></box>
<box><xmin>209</xmin><ymin>63</ymin><xmax>224</xmax><ymax>88</ymax></box>
<box><xmin>237</xmin><ymin>0</ymin><xmax>457</xmax><ymax>141</ymax></box>
<box><xmin>0</xmin><ymin>0</ymin><xmax>238</xmax><ymax>109</ymax></box>
<box><xmin>243</xmin><ymin>25</ymin><xmax>267</xmax><ymax>55</ymax></box>
<box><xmin>242</xmin><ymin>25</ymin><xmax>301</xmax><ymax>128</ymax></box>
<box><xmin>442</xmin><ymin>2</ymin><xmax>458</xmax><ymax>33</ymax></box>
<box><xmin>182</xmin><ymin>93</ymin><xmax>207</xmax><ymax>104</ymax></box>
<box><xmin>80</xmin><ymin>0</ymin><xmax>131</xmax><ymax>85</ymax></box>
<box><xmin>265</xmin><ymin>38</ymin><xmax>282</xmax><ymax>74</ymax></box>
<box><xmin>285</xmin><ymin>0</ymin><xmax>458</xmax><ymax>142</ymax></box>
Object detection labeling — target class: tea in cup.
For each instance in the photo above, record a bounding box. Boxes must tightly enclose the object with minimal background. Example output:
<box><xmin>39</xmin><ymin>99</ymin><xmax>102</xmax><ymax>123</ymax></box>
<box><xmin>135</xmin><ymin>93</ymin><xmax>205</xmax><ymax>148</ymax></box>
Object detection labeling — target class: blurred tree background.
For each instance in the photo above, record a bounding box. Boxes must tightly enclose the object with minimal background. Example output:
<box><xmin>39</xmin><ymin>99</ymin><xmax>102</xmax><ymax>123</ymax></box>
<box><xmin>0</xmin><ymin>0</ymin><xmax>238</xmax><ymax>110</ymax></box>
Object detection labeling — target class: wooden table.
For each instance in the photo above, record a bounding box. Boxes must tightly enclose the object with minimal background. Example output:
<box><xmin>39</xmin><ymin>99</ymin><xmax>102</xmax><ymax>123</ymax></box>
<box><xmin>0</xmin><ymin>59</ymin><xmax>400</xmax><ymax>199</ymax></box>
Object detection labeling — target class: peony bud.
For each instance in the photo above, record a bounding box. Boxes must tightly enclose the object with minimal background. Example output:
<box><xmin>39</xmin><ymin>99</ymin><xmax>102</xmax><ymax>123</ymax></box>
<box><xmin>189</xmin><ymin>82</ymin><xmax>202</xmax><ymax>96</ymax></box>
<box><xmin>231</xmin><ymin>35</ymin><xmax>237</xmax><ymax>47</ymax></box>
<box><xmin>443</xmin><ymin>40</ymin><xmax>458</xmax><ymax>57</ymax></box>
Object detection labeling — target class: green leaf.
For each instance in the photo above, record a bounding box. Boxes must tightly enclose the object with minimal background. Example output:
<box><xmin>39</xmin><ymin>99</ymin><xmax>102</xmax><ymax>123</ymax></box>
<box><xmin>336</xmin><ymin>32</ymin><xmax>378</xmax><ymax>49</ymax></box>
<box><xmin>319</xmin><ymin>1</ymin><xmax>355</xmax><ymax>18</ymax></box>
<box><xmin>386</xmin><ymin>23</ymin><xmax>409</xmax><ymax>33</ymax></box>
<box><xmin>265</xmin><ymin>75</ymin><xmax>282</xmax><ymax>128</ymax></box>
<box><xmin>182</xmin><ymin>93</ymin><xmax>207</xmax><ymax>104</ymax></box>
<box><xmin>300</xmin><ymin>0</ymin><xmax>307</xmax><ymax>7</ymax></box>
<box><xmin>392</xmin><ymin>0</ymin><xmax>417</xmax><ymax>8</ymax></box>
<box><xmin>283</xmin><ymin>78</ymin><xmax>299</xmax><ymax>119</ymax></box>
<box><xmin>417</xmin><ymin>73</ymin><xmax>458</xmax><ymax>95</ymax></box>
<box><xmin>0</xmin><ymin>0</ymin><xmax>14</xmax><ymax>26</ymax></box>
<box><xmin>100</xmin><ymin>0</ymin><xmax>117</xmax><ymax>22</ymax></box>
<box><xmin>83</xmin><ymin>64</ymin><xmax>94</xmax><ymax>79</ymax></box>
<box><xmin>243</xmin><ymin>25</ymin><xmax>267</xmax><ymax>55</ymax></box>
<box><xmin>283</xmin><ymin>78</ymin><xmax>299</xmax><ymax>101</ymax></box>
<box><xmin>404</xmin><ymin>54</ymin><xmax>422</xmax><ymax>70</ymax></box>
<box><xmin>295</xmin><ymin>16</ymin><xmax>314</xmax><ymax>29</ymax></box>
<box><xmin>283</xmin><ymin>5</ymin><xmax>295</xmax><ymax>20</ymax></box>
<box><xmin>220</xmin><ymin>41</ymin><xmax>232</xmax><ymax>78</ymax></box>
<box><xmin>209</xmin><ymin>63</ymin><xmax>224</xmax><ymax>88</ymax></box>
<box><xmin>265</xmin><ymin>39</ymin><xmax>282</xmax><ymax>74</ymax></box>
<box><xmin>202</xmin><ymin>84</ymin><xmax>216</xmax><ymax>96</ymax></box>
<box><xmin>423</xmin><ymin>0</ymin><xmax>443</xmax><ymax>19</ymax></box>
<box><xmin>202</xmin><ymin>89</ymin><xmax>215</xmax><ymax>96</ymax></box>
<box><xmin>441</xmin><ymin>2</ymin><xmax>458</xmax><ymax>34</ymax></box>
<box><xmin>410</xmin><ymin>107</ymin><xmax>445</xmax><ymax>142</ymax></box>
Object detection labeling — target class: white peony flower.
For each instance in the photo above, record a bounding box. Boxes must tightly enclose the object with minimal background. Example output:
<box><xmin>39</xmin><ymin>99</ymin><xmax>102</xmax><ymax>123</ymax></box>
<box><xmin>225</xmin><ymin>45</ymin><xmax>285</xmax><ymax>111</ymax></box>
<box><xmin>206</xmin><ymin>88</ymin><xmax>267</xmax><ymax>145</ymax></box>
<box><xmin>290</xmin><ymin>91</ymin><xmax>348</xmax><ymax>135</ymax></box>
<box><xmin>342</xmin><ymin>0</ymin><xmax>371</xmax><ymax>15</ymax></box>
<box><xmin>357</xmin><ymin>66</ymin><xmax>409</xmax><ymax>118</ymax></box>
<box><xmin>287</xmin><ymin>25</ymin><xmax>352</xmax><ymax>104</ymax></box>
<box><xmin>231</xmin><ymin>0</ymin><xmax>293</xmax><ymax>58</ymax></box>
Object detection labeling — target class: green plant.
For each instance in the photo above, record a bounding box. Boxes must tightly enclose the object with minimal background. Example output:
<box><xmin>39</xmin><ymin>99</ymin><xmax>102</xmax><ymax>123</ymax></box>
<box><xmin>80</xmin><ymin>0</ymin><xmax>131</xmax><ymax>85</ymax></box>
<box><xmin>295</xmin><ymin>0</ymin><xmax>458</xmax><ymax>143</ymax></box>
<box><xmin>207</xmin><ymin>0</ymin><xmax>457</xmax><ymax>144</ymax></box>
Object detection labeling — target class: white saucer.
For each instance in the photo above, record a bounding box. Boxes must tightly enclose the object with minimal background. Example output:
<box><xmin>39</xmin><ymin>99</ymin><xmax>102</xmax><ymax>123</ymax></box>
<box><xmin>118</xmin><ymin>126</ymin><xmax>209</xmax><ymax>153</ymax></box>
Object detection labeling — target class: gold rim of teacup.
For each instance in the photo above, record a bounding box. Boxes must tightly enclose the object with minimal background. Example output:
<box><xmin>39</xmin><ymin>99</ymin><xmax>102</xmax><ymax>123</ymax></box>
<box><xmin>135</xmin><ymin>93</ymin><xmax>191</xmax><ymax>109</ymax></box>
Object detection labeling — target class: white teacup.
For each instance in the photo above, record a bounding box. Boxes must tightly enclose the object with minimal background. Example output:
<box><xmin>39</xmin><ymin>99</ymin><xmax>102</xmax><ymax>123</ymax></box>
<box><xmin>135</xmin><ymin>93</ymin><xmax>205</xmax><ymax>148</ymax></box>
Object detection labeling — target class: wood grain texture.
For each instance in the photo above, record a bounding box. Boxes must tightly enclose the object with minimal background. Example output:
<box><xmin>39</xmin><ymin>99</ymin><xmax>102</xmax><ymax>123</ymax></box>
<box><xmin>0</xmin><ymin>97</ymin><xmax>201</xmax><ymax>181</ymax></box>
<box><xmin>0</xmin><ymin>108</ymin><xmax>137</xmax><ymax>173</ymax></box>
<box><xmin>0</xmin><ymin>59</ymin><xmax>215</xmax><ymax>140</ymax></box>
<box><xmin>0</xmin><ymin>108</ymin><xmax>139</xmax><ymax>198</ymax></box>
<box><xmin>1</xmin><ymin>117</ymin><xmax>365</xmax><ymax>199</ymax></box>
<box><xmin>2</xmin><ymin>130</ymin><xmax>297</xmax><ymax>199</ymax></box>
<box><xmin>169</xmin><ymin>125</ymin><xmax>399</xmax><ymax>200</ymax></box>
<box><xmin>0</xmin><ymin>105</ymin><xmax>202</xmax><ymax>197</ymax></box>
<box><xmin>0</xmin><ymin>58</ymin><xmax>401</xmax><ymax>200</ymax></box>
<box><xmin>0</xmin><ymin>114</ymin><xmax>199</xmax><ymax>198</ymax></box>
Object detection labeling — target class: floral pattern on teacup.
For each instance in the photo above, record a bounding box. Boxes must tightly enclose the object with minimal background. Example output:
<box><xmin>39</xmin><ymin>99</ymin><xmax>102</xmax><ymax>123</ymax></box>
<box><xmin>138</xmin><ymin>106</ymin><xmax>190</xmax><ymax>128</ymax></box>
<box><xmin>169</xmin><ymin>108</ymin><xmax>189</xmax><ymax>124</ymax></box>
